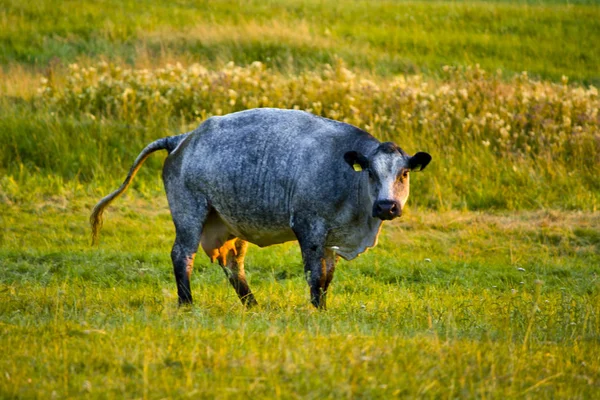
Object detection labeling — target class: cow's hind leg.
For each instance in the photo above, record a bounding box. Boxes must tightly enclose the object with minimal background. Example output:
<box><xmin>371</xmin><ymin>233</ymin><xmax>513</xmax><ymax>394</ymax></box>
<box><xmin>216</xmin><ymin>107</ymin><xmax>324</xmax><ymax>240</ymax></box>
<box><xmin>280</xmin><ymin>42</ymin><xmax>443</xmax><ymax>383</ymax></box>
<box><xmin>219</xmin><ymin>239</ymin><xmax>258</xmax><ymax>307</ymax></box>
<box><xmin>168</xmin><ymin>191</ymin><xmax>209</xmax><ymax>305</ymax></box>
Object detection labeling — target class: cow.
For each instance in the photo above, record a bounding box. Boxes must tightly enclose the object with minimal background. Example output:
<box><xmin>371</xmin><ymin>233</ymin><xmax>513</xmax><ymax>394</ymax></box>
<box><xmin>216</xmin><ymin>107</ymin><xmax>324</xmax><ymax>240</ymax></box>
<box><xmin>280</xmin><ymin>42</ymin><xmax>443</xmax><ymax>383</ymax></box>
<box><xmin>91</xmin><ymin>108</ymin><xmax>431</xmax><ymax>309</ymax></box>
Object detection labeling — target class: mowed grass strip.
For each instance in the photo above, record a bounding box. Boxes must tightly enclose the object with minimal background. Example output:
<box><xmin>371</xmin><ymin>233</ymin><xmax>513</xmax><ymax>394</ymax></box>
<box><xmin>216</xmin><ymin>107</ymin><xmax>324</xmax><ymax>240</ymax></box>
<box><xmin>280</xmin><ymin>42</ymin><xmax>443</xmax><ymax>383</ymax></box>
<box><xmin>1</xmin><ymin>202</ymin><xmax>599</xmax><ymax>398</ymax></box>
<box><xmin>1</xmin><ymin>0</ymin><xmax>599</xmax><ymax>83</ymax></box>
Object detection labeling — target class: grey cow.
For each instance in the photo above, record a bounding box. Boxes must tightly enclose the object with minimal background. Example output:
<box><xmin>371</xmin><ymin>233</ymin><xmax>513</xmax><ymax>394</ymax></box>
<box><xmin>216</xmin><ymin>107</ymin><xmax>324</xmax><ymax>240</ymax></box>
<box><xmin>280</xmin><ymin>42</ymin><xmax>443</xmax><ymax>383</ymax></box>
<box><xmin>91</xmin><ymin>108</ymin><xmax>431</xmax><ymax>309</ymax></box>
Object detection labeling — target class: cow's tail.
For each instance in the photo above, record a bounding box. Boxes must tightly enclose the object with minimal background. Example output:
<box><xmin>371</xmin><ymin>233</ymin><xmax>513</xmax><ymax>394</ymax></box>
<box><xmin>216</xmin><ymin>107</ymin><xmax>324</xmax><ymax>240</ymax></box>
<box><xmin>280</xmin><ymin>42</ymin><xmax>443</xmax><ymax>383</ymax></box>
<box><xmin>90</xmin><ymin>133</ymin><xmax>188</xmax><ymax>245</ymax></box>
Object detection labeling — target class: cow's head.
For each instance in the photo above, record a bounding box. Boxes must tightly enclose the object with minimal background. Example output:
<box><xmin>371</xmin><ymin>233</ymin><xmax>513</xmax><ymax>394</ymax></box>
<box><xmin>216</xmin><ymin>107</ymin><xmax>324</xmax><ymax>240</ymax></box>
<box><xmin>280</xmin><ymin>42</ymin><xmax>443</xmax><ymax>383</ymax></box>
<box><xmin>344</xmin><ymin>142</ymin><xmax>431</xmax><ymax>220</ymax></box>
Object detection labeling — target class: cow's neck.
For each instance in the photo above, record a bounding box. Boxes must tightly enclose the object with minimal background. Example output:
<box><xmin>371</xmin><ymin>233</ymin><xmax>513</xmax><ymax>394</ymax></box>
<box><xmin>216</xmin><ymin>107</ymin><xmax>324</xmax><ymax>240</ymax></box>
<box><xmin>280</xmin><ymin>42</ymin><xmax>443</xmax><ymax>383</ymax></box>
<box><xmin>356</xmin><ymin>172</ymin><xmax>384</xmax><ymax>243</ymax></box>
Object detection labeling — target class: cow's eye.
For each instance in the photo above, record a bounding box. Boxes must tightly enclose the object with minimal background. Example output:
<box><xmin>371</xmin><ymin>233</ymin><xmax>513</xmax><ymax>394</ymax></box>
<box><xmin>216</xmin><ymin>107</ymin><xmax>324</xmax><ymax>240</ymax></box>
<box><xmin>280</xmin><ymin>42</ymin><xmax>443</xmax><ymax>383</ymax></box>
<box><xmin>399</xmin><ymin>170</ymin><xmax>409</xmax><ymax>180</ymax></box>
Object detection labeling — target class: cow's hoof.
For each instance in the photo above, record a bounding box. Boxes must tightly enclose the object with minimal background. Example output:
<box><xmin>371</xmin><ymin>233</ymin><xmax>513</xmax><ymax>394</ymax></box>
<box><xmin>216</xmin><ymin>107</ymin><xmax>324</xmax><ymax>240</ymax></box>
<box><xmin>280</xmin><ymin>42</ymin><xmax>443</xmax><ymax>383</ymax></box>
<box><xmin>242</xmin><ymin>295</ymin><xmax>258</xmax><ymax>308</ymax></box>
<box><xmin>178</xmin><ymin>298</ymin><xmax>193</xmax><ymax>307</ymax></box>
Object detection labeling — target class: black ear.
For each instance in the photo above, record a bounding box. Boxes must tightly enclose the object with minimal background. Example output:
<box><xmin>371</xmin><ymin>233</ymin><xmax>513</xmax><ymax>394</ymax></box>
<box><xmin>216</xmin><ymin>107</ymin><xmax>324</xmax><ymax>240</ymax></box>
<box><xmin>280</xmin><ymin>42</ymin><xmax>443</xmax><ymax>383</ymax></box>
<box><xmin>344</xmin><ymin>151</ymin><xmax>369</xmax><ymax>172</ymax></box>
<box><xmin>408</xmin><ymin>152</ymin><xmax>432</xmax><ymax>171</ymax></box>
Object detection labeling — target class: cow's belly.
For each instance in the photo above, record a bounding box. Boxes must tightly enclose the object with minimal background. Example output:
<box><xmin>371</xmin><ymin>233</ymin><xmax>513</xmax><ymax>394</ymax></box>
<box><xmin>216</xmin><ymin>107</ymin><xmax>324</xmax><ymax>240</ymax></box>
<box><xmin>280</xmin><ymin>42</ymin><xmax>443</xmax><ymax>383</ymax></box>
<box><xmin>200</xmin><ymin>209</ymin><xmax>296</xmax><ymax>262</ymax></box>
<box><xmin>224</xmin><ymin>213</ymin><xmax>297</xmax><ymax>247</ymax></box>
<box><xmin>237</xmin><ymin>228</ymin><xmax>297</xmax><ymax>247</ymax></box>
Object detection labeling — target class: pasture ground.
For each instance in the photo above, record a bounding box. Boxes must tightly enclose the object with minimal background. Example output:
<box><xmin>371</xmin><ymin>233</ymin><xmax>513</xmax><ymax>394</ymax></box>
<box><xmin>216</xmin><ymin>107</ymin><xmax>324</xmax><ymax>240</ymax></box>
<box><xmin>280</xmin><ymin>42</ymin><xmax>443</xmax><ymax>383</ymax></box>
<box><xmin>1</xmin><ymin>196</ymin><xmax>599</xmax><ymax>398</ymax></box>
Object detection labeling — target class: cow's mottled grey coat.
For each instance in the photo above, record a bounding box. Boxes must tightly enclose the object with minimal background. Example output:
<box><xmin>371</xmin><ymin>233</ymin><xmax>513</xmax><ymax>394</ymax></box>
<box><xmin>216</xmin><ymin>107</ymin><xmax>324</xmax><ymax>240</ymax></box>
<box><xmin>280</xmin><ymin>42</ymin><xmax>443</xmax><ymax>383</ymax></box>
<box><xmin>91</xmin><ymin>108</ymin><xmax>431</xmax><ymax>309</ymax></box>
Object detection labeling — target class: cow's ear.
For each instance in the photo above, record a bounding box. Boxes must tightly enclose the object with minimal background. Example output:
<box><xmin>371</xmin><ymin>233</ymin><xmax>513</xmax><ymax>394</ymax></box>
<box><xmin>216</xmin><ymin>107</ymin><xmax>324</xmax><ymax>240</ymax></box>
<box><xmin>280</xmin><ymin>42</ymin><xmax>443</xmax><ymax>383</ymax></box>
<box><xmin>344</xmin><ymin>151</ymin><xmax>369</xmax><ymax>172</ymax></box>
<box><xmin>408</xmin><ymin>152</ymin><xmax>432</xmax><ymax>171</ymax></box>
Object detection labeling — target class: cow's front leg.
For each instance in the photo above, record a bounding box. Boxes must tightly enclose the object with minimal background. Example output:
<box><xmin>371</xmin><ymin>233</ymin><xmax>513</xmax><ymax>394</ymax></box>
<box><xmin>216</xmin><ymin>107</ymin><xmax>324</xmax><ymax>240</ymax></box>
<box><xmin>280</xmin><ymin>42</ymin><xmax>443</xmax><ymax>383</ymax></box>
<box><xmin>292</xmin><ymin>217</ymin><xmax>329</xmax><ymax>309</ymax></box>
<box><xmin>321</xmin><ymin>248</ymin><xmax>339</xmax><ymax>309</ymax></box>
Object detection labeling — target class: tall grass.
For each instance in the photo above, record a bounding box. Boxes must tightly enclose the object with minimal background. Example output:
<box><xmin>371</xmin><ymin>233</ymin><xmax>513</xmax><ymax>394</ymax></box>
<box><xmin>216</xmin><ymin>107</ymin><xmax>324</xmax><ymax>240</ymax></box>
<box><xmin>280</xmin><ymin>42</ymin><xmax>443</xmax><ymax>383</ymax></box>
<box><xmin>2</xmin><ymin>0</ymin><xmax>598</xmax><ymax>210</ymax></box>
<box><xmin>2</xmin><ymin>60</ymin><xmax>598</xmax><ymax>210</ymax></box>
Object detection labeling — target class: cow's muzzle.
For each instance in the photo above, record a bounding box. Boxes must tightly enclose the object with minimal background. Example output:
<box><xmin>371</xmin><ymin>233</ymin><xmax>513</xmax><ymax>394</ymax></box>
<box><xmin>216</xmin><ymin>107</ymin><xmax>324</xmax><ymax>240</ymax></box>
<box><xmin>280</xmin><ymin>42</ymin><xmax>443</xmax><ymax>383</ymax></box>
<box><xmin>373</xmin><ymin>200</ymin><xmax>401</xmax><ymax>220</ymax></box>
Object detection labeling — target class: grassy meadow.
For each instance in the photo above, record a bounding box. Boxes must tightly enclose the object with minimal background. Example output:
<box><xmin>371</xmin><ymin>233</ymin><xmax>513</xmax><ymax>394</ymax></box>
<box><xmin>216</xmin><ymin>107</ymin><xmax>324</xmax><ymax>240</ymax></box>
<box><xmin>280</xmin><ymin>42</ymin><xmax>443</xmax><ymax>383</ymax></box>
<box><xmin>1</xmin><ymin>0</ymin><xmax>599</xmax><ymax>398</ymax></box>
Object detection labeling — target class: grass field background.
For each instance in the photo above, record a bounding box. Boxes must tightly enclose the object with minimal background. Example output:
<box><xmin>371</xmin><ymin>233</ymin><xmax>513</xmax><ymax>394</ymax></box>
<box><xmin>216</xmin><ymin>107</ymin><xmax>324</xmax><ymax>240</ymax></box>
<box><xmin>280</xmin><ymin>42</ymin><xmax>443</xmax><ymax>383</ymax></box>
<box><xmin>1</xmin><ymin>0</ymin><xmax>599</xmax><ymax>398</ymax></box>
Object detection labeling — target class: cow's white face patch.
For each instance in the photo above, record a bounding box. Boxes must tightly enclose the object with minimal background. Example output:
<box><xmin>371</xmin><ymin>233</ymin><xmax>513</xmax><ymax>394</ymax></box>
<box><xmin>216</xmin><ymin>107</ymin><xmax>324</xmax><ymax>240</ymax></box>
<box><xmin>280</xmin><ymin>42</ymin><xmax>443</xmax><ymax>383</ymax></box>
<box><xmin>345</xmin><ymin>142</ymin><xmax>430</xmax><ymax>220</ymax></box>
<box><xmin>359</xmin><ymin>143</ymin><xmax>412</xmax><ymax>220</ymax></box>
<box><xmin>369</xmin><ymin>152</ymin><xmax>410</xmax><ymax>205</ymax></box>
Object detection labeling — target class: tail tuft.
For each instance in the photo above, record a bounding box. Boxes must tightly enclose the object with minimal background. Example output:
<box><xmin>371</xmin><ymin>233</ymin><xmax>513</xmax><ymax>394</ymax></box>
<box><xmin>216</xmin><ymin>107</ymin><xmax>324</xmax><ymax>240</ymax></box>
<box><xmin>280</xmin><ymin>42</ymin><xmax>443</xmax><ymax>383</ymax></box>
<box><xmin>90</xmin><ymin>203</ymin><xmax>104</xmax><ymax>246</ymax></box>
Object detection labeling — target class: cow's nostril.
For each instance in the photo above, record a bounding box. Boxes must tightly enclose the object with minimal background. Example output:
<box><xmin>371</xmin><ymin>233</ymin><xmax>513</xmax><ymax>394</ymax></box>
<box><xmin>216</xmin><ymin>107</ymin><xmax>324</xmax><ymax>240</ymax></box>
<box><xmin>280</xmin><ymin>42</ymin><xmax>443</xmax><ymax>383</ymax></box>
<box><xmin>373</xmin><ymin>201</ymin><xmax>402</xmax><ymax>220</ymax></box>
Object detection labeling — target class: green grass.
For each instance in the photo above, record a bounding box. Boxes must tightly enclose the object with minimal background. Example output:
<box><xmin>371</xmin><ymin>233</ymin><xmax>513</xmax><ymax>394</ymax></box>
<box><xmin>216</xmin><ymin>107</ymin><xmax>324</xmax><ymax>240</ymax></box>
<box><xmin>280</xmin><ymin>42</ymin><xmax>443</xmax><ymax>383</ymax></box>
<box><xmin>1</xmin><ymin>198</ymin><xmax>599</xmax><ymax>398</ymax></box>
<box><xmin>2</xmin><ymin>0</ymin><xmax>599</xmax><ymax>84</ymax></box>
<box><xmin>2</xmin><ymin>0</ymin><xmax>600</xmax><ymax>398</ymax></box>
